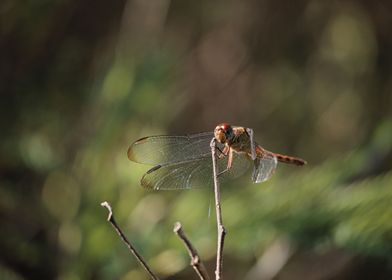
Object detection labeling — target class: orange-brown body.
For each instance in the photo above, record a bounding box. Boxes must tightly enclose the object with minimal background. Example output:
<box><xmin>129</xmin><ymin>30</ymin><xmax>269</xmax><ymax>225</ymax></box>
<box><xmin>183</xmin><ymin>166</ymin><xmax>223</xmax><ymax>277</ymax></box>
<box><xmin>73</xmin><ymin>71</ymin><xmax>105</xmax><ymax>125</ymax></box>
<box><xmin>214</xmin><ymin>123</ymin><xmax>306</xmax><ymax>169</ymax></box>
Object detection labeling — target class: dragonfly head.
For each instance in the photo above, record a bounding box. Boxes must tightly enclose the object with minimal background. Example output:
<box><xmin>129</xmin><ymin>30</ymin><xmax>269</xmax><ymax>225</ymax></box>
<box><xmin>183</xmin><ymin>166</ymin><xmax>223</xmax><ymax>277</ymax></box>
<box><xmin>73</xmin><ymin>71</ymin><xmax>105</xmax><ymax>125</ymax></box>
<box><xmin>214</xmin><ymin>123</ymin><xmax>234</xmax><ymax>144</ymax></box>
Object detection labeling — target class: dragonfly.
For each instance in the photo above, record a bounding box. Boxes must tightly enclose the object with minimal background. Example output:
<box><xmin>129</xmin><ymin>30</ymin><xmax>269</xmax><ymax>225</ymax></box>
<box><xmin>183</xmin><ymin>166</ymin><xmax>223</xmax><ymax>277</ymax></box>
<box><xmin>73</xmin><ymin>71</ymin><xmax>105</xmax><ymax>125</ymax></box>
<box><xmin>128</xmin><ymin>123</ymin><xmax>306</xmax><ymax>190</ymax></box>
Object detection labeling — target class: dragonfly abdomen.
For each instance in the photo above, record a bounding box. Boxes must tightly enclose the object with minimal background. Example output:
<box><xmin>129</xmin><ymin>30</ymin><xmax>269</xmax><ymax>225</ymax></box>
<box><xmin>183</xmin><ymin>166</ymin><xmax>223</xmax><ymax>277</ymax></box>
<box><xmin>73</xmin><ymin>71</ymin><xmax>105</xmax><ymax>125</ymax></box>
<box><xmin>256</xmin><ymin>146</ymin><xmax>306</xmax><ymax>166</ymax></box>
<box><xmin>273</xmin><ymin>153</ymin><xmax>306</xmax><ymax>166</ymax></box>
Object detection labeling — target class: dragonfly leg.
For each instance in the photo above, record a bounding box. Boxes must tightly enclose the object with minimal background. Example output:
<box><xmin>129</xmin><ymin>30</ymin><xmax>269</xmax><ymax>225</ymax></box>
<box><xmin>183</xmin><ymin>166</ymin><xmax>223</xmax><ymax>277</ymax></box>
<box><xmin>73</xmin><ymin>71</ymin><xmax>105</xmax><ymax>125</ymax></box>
<box><xmin>246</xmin><ymin>127</ymin><xmax>257</xmax><ymax>161</ymax></box>
<box><xmin>217</xmin><ymin>148</ymin><xmax>233</xmax><ymax>177</ymax></box>
<box><xmin>217</xmin><ymin>145</ymin><xmax>230</xmax><ymax>159</ymax></box>
<box><xmin>252</xmin><ymin>157</ymin><xmax>260</xmax><ymax>182</ymax></box>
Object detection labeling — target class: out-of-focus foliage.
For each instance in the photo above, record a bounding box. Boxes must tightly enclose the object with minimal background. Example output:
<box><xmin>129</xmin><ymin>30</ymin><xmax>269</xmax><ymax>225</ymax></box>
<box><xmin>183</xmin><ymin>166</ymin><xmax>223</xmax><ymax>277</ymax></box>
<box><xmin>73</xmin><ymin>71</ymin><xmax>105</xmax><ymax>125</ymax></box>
<box><xmin>1</xmin><ymin>0</ymin><xmax>392</xmax><ymax>279</ymax></box>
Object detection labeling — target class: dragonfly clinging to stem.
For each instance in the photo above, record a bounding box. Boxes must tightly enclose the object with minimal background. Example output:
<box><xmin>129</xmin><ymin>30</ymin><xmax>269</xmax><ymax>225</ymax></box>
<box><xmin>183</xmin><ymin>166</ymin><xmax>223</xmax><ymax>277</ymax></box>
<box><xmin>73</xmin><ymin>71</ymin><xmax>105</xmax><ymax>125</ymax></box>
<box><xmin>128</xmin><ymin>123</ymin><xmax>306</xmax><ymax>190</ymax></box>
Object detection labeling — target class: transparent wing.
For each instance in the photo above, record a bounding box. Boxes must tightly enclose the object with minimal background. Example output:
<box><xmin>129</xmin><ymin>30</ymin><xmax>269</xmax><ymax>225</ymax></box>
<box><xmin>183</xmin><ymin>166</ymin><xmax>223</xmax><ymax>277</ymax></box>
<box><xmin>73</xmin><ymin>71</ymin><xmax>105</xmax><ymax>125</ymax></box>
<box><xmin>141</xmin><ymin>152</ymin><xmax>251</xmax><ymax>190</ymax></box>
<box><xmin>252</xmin><ymin>153</ymin><xmax>278</xmax><ymax>183</ymax></box>
<box><xmin>128</xmin><ymin>132</ymin><xmax>214</xmax><ymax>165</ymax></box>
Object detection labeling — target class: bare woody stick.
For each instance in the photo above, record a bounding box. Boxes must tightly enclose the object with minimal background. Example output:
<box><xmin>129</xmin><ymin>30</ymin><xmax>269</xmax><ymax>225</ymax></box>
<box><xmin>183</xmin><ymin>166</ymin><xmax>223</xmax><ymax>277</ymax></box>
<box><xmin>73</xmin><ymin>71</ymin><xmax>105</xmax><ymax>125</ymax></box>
<box><xmin>100</xmin><ymin>201</ymin><xmax>159</xmax><ymax>280</ymax></box>
<box><xmin>173</xmin><ymin>222</ymin><xmax>211</xmax><ymax>280</ymax></box>
<box><xmin>210</xmin><ymin>139</ymin><xmax>227</xmax><ymax>280</ymax></box>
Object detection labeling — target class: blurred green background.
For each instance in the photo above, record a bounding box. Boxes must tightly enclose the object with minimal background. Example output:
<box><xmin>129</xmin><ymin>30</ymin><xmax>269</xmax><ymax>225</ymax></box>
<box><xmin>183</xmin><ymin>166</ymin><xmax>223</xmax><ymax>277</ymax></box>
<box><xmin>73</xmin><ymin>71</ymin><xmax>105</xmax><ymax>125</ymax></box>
<box><xmin>1</xmin><ymin>0</ymin><xmax>392</xmax><ymax>279</ymax></box>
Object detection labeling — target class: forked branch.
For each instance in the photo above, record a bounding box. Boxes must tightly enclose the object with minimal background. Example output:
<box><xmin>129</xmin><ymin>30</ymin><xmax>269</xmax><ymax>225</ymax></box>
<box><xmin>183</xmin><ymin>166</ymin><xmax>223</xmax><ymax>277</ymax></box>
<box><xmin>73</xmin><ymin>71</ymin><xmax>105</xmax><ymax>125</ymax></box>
<box><xmin>101</xmin><ymin>201</ymin><xmax>159</xmax><ymax>280</ymax></box>
<box><xmin>173</xmin><ymin>222</ymin><xmax>210</xmax><ymax>280</ymax></box>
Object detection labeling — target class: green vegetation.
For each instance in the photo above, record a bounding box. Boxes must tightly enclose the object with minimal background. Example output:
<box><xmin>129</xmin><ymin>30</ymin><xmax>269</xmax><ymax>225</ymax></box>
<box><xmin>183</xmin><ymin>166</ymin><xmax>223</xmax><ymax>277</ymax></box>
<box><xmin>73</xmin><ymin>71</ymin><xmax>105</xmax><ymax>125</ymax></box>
<box><xmin>1</xmin><ymin>1</ymin><xmax>392</xmax><ymax>279</ymax></box>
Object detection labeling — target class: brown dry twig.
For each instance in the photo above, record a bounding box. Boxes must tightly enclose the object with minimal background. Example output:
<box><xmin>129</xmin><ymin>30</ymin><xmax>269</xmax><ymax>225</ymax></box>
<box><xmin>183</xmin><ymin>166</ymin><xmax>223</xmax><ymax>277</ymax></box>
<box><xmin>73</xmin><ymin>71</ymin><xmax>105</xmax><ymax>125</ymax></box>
<box><xmin>101</xmin><ymin>201</ymin><xmax>159</xmax><ymax>280</ymax></box>
<box><xmin>173</xmin><ymin>222</ymin><xmax>210</xmax><ymax>280</ymax></box>
<box><xmin>210</xmin><ymin>138</ymin><xmax>227</xmax><ymax>280</ymax></box>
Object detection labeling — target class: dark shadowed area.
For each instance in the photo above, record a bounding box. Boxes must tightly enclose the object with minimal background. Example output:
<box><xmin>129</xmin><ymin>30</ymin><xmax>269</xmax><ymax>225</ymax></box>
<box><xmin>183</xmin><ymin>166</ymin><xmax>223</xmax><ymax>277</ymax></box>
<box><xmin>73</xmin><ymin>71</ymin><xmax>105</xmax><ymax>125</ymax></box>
<box><xmin>1</xmin><ymin>0</ymin><xmax>392</xmax><ymax>279</ymax></box>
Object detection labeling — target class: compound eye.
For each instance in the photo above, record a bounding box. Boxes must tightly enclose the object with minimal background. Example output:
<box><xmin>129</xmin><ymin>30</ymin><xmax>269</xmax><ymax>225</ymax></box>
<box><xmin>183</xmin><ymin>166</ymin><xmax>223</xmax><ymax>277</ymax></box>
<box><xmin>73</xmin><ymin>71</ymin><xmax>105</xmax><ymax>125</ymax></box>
<box><xmin>218</xmin><ymin>123</ymin><xmax>231</xmax><ymax>133</ymax></box>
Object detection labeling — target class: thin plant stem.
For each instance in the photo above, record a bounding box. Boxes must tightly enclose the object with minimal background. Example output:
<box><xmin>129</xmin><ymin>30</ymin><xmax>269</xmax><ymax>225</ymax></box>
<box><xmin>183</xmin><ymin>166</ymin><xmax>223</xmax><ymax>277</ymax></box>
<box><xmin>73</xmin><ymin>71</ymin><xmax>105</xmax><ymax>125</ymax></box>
<box><xmin>101</xmin><ymin>201</ymin><xmax>159</xmax><ymax>280</ymax></box>
<box><xmin>210</xmin><ymin>138</ymin><xmax>226</xmax><ymax>280</ymax></box>
<box><xmin>173</xmin><ymin>222</ymin><xmax>210</xmax><ymax>280</ymax></box>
